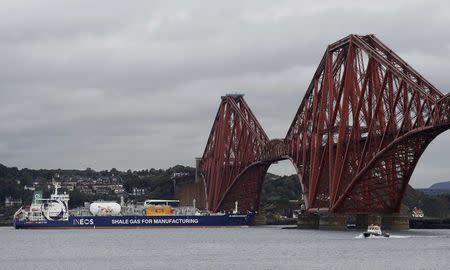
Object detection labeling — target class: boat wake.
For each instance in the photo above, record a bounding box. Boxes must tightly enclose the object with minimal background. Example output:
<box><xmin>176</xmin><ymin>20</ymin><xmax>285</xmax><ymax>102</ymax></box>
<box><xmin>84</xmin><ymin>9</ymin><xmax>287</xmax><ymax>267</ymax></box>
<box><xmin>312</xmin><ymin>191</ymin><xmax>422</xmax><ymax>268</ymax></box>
<box><xmin>355</xmin><ymin>233</ymin><xmax>411</xmax><ymax>239</ymax></box>
<box><xmin>388</xmin><ymin>235</ymin><xmax>411</xmax><ymax>239</ymax></box>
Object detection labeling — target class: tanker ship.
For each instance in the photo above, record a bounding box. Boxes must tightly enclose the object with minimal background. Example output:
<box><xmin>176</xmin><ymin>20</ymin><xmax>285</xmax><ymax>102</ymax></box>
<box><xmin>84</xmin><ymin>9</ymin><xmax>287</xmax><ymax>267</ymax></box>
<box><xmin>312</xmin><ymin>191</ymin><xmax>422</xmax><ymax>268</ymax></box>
<box><xmin>13</xmin><ymin>183</ymin><xmax>254</xmax><ymax>229</ymax></box>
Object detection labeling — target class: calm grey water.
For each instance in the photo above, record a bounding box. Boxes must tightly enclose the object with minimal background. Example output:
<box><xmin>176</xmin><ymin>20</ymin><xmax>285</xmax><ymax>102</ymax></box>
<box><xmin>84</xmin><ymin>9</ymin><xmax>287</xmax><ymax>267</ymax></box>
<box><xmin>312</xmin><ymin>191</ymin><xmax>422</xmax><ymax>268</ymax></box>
<box><xmin>0</xmin><ymin>226</ymin><xmax>449</xmax><ymax>270</ymax></box>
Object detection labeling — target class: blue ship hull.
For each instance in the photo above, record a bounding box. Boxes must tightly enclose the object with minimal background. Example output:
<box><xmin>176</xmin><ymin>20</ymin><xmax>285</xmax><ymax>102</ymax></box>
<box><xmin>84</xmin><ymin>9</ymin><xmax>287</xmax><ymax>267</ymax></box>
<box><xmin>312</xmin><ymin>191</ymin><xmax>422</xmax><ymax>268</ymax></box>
<box><xmin>14</xmin><ymin>213</ymin><xmax>255</xmax><ymax>229</ymax></box>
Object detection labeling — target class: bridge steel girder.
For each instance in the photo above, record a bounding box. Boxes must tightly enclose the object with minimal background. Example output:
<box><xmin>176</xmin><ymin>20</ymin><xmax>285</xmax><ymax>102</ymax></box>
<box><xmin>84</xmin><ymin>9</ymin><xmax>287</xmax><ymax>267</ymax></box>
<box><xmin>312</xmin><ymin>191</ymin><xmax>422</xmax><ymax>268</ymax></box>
<box><xmin>200</xmin><ymin>94</ymin><xmax>270</xmax><ymax>212</ymax></box>
<box><xmin>286</xmin><ymin>34</ymin><xmax>450</xmax><ymax>214</ymax></box>
<box><xmin>200</xmin><ymin>34</ymin><xmax>450</xmax><ymax>214</ymax></box>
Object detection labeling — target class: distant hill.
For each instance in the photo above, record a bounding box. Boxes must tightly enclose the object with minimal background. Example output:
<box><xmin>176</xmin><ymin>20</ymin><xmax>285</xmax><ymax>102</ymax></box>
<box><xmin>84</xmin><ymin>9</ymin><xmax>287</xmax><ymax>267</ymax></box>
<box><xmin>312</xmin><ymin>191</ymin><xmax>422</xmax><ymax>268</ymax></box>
<box><xmin>429</xmin><ymin>181</ymin><xmax>450</xmax><ymax>190</ymax></box>
<box><xmin>403</xmin><ymin>184</ymin><xmax>450</xmax><ymax>218</ymax></box>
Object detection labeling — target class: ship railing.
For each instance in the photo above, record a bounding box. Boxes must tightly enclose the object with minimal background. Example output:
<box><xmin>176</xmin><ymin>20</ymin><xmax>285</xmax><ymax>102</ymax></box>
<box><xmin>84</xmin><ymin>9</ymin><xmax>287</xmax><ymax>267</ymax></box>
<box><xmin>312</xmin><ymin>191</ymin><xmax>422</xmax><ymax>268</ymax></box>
<box><xmin>13</xmin><ymin>207</ymin><xmax>23</xmax><ymax>221</ymax></box>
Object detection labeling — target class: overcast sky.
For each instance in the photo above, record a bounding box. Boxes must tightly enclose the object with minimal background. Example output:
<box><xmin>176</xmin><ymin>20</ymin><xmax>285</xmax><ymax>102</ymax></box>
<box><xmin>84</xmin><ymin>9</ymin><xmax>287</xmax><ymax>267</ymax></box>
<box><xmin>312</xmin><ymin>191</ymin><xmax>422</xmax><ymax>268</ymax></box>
<box><xmin>0</xmin><ymin>0</ymin><xmax>449</xmax><ymax>188</ymax></box>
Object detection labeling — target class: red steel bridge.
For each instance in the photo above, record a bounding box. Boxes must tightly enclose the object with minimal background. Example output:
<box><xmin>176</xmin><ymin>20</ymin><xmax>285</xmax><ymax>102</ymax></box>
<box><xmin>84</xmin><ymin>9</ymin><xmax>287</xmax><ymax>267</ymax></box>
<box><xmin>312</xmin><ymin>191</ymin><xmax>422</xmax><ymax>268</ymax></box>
<box><xmin>199</xmin><ymin>34</ymin><xmax>450</xmax><ymax>215</ymax></box>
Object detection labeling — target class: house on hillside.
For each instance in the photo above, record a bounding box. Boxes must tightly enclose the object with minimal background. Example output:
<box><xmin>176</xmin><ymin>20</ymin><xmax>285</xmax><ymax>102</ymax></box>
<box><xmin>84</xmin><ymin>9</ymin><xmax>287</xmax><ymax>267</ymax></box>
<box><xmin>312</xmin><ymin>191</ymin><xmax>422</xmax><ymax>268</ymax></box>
<box><xmin>4</xmin><ymin>196</ymin><xmax>22</xmax><ymax>207</ymax></box>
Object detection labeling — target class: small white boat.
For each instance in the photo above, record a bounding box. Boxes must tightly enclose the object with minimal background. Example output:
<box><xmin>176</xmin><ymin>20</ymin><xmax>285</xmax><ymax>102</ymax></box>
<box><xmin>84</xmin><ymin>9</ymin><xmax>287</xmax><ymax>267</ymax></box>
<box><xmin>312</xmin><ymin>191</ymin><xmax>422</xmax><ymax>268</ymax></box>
<box><xmin>363</xmin><ymin>224</ymin><xmax>390</xmax><ymax>238</ymax></box>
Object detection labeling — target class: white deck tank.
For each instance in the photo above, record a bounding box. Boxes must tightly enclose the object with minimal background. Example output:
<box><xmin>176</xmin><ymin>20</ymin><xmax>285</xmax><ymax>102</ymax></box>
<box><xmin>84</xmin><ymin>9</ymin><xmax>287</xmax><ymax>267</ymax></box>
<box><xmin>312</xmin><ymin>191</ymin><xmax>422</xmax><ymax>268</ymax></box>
<box><xmin>89</xmin><ymin>202</ymin><xmax>121</xmax><ymax>216</ymax></box>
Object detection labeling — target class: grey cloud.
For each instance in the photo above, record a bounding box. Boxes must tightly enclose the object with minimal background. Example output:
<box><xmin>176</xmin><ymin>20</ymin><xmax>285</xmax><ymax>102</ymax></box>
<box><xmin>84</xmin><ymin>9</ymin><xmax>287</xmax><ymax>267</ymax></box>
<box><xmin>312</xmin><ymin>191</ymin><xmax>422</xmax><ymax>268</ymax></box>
<box><xmin>0</xmin><ymin>0</ymin><xmax>449</xmax><ymax>188</ymax></box>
